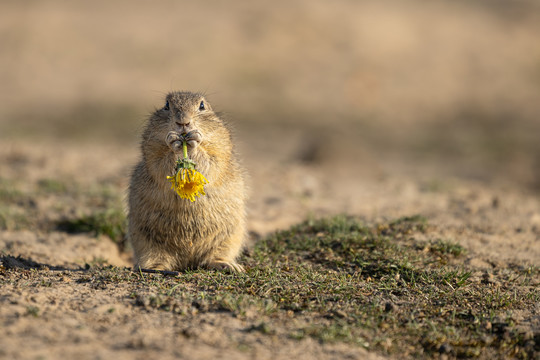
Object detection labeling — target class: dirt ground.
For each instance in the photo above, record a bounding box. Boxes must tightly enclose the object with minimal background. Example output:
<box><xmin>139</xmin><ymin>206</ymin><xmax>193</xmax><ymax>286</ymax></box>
<box><xmin>0</xmin><ymin>133</ymin><xmax>538</xmax><ymax>359</ymax></box>
<box><xmin>1</xmin><ymin>1</ymin><xmax>539</xmax><ymax>359</ymax></box>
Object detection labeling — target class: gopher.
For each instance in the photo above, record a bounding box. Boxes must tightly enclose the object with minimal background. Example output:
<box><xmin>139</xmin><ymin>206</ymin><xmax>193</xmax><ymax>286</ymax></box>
<box><xmin>128</xmin><ymin>91</ymin><xmax>247</xmax><ymax>272</ymax></box>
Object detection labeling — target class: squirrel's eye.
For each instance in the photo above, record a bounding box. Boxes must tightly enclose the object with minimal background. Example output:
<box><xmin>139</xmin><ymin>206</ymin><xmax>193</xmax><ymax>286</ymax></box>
<box><xmin>199</xmin><ymin>101</ymin><xmax>205</xmax><ymax>111</ymax></box>
<box><xmin>164</xmin><ymin>101</ymin><xmax>169</xmax><ymax>110</ymax></box>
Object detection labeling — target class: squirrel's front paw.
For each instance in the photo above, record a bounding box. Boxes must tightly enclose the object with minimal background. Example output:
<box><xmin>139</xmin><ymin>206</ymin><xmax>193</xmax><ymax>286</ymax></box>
<box><xmin>185</xmin><ymin>129</ymin><xmax>202</xmax><ymax>149</ymax></box>
<box><xmin>166</xmin><ymin>131</ymin><xmax>182</xmax><ymax>152</ymax></box>
<box><xmin>166</xmin><ymin>130</ymin><xmax>202</xmax><ymax>153</ymax></box>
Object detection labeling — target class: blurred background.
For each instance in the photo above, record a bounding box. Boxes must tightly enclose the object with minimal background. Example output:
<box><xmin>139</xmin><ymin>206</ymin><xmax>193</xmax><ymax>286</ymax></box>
<box><xmin>1</xmin><ymin>0</ymin><xmax>539</xmax><ymax>191</ymax></box>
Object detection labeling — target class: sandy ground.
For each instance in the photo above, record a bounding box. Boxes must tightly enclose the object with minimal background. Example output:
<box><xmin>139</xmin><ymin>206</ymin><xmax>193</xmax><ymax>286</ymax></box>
<box><xmin>1</xmin><ymin>0</ymin><xmax>539</xmax><ymax>358</ymax></box>
<box><xmin>2</xmin><ymin>132</ymin><xmax>539</xmax><ymax>267</ymax></box>
<box><xmin>0</xmin><ymin>133</ymin><xmax>538</xmax><ymax>360</ymax></box>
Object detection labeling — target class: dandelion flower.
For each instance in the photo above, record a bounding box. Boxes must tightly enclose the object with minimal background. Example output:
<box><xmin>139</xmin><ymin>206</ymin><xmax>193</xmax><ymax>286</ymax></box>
<box><xmin>167</xmin><ymin>168</ymin><xmax>208</xmax><ymax>202</ymax></box>
<box><xmin>167</xmin><ymin>139</ymin><xmax>208</xmax><ymax>202</ymax></box>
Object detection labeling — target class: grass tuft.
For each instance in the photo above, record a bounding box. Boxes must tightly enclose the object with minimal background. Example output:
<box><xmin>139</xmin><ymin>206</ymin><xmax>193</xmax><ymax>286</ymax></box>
<box><xmin>57</xmin><ymin>209</ymin><xmax>126</xmax><ymax>247</ymax></box>
<box><xmin>37</xmin><ymin>179</ymin><xmax>68</xmax><ymax>194</ymax></box>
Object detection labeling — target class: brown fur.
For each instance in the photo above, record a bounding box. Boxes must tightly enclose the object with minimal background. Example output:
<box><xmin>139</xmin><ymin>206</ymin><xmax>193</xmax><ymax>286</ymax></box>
<box><xmin>128</xmin><ymin>91</ymin><xmax>247</xmax><ymax>272</ymax></box>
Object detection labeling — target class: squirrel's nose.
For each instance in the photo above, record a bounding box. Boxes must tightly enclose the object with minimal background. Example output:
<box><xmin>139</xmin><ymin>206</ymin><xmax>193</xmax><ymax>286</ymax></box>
<box><xmin>175</xmin><ymin>115</ymin><xmax>192</xmax><ymax>127</ymax></box>
<box><xmin>175</xmin><ymin>114</ymin><xmax>191</xmax><ymax>126</ymax></box>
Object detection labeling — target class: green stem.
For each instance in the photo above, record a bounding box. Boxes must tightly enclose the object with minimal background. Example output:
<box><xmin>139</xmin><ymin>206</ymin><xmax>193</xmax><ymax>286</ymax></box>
<box><xmin>182</xmin><ymin>140</ymin><xmax>188</xmax><ymax>160</ymax></box>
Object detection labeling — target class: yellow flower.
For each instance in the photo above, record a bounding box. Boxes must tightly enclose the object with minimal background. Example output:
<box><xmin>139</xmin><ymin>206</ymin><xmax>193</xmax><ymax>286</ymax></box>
<box><xmin>167</xmin><ymin>168</ymin><xmax>208</xmax><ymax>202</ymax></box>
<box><xmin>166</xmin><ymin>137</ymin><xmax>208</xmax><ymax>202</ymax></box>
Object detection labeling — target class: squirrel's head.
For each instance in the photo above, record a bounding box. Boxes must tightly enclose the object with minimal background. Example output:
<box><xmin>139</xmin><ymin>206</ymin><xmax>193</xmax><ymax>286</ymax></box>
<box><xmin>142</xmin><ymin>91</ymin><xmax>230</xmax><ymax>168</ymax></box>
<box><xmin>155</xmin><ymin>92</ymin><xmax>218</xmax><ymax>135</ymax></box>
<box><xmin>144</xmin><ymin>91</ymin><xmax>222</xmax><ymax>145</ymax></box>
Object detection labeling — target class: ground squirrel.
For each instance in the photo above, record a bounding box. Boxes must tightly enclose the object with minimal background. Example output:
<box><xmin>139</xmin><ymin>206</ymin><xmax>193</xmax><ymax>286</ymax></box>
<box><xmin>128</xmin><ymin>91</ymin><xmax>247</xmax><ymax>272</ymax></box>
